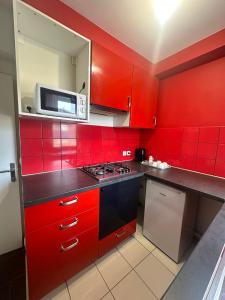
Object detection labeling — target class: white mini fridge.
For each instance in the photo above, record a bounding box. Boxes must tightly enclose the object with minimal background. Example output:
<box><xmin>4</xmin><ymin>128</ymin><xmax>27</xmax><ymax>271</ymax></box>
<box><xmin>143</xmin><ymin>179</ymin><xmax>197</xmax><ymax>263</ymax></box>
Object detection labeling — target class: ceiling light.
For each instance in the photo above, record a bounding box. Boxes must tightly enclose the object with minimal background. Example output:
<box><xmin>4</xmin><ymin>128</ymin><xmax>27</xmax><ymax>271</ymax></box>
<box><xmin>153</xmin><ymin>0</ymin><xmax>181</xmax><ymax>25</ymax></box>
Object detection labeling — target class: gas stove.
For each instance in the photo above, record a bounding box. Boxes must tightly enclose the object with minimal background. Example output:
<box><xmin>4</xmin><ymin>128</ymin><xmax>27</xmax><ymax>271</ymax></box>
<box><xmin>82</xmin><ymin>162</ymin><xmax>136</xmax><ymax>181</ymax></box>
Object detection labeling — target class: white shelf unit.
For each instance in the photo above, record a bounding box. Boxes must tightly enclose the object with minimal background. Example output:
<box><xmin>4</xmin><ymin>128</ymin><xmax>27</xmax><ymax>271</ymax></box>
<box><xmin>13</xmin><ymin>0</ymin><xmax>91</xmax><ymax>122</ymax></box>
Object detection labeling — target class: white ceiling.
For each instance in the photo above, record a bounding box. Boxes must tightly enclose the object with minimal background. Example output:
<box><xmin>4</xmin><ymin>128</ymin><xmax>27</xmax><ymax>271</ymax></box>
<box><xmin>61</xmin><ymin>0</ymin><xmax>225</xmax><ymax>63</ymax></box>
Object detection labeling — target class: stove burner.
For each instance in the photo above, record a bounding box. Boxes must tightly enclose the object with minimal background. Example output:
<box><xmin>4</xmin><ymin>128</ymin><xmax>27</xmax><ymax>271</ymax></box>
<box><xmin>82</xmin><ymin>162</ymin><xmax>136</xmax><ymax>181</ymax></box>
<box><xmin>96</xmin><ymin>169</ymin><xmax>104</xmax><ymax>175</ymax></box>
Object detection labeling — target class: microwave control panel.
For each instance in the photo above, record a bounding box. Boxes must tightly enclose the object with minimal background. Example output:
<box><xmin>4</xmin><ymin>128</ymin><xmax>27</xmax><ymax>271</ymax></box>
<box><xmin>77</xmin><ymin>94</ymin><xmax>87</xmax><ymax>119</ymax></box>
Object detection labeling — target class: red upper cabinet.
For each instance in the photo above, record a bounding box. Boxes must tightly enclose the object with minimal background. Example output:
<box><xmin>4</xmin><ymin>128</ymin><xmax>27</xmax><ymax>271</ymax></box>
<box><xmin>130</xmin><ymin>65</ymin><xmax>158</xmax><ymax>129</ymax></box>
<box><xmin>91</xmin><ymin>42</ymin><xmax>133</xmax><ymax>111</ymax></box>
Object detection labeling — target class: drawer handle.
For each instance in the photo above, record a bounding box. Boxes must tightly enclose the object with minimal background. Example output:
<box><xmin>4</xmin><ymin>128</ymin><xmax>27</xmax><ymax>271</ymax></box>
<box><xmin>59</xmin><ymin>196</ymin><xmax>78</xmax><ymax>206</ymax></box>
<box><xmin>59</xmin><ymin>217</ymin><xmax>78</xmax><ymax>230</ymax></box>
<box><xmin>61</xmin><ymin>238</ymin><xmax>79</xmax><ymax>252</ymax></box>
<box><xmin>116</xmin><ymin>231</ymin><xmax>127</xmax><ymax>238</ymax></box>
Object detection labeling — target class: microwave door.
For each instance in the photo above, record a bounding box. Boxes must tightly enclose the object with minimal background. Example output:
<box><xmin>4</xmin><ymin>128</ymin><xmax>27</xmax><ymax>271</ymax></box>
<box><xmin>39</xmin><ymin>87</ymin><xmax>78</xmax><ymax>118</ymax></box>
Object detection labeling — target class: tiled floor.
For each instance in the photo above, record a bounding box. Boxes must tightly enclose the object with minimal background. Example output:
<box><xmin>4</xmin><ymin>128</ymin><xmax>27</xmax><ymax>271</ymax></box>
<box><xmin>41</xmin><ymin>225</ymin><xmax>187</xmax><ymax>300</ymax></box>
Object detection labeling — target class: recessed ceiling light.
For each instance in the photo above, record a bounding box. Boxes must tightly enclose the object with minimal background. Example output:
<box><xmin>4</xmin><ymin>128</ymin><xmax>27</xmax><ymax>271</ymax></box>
<box><xmin>153</xmin><ymin>0</ymin><xmax>181</xmax><ymax>25</ymax></box>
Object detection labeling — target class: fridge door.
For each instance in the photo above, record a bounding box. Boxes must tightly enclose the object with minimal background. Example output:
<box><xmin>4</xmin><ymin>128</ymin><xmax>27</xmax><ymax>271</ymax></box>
<box><xmin>143</xmin><ymin>180</ymin><xmax>186</xmax><ymax>262</ymax></box>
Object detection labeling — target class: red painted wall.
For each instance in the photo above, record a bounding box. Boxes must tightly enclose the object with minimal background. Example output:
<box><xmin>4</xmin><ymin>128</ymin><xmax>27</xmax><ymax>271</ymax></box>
<box><xmin>157</xmin><ymin>57</ymin><xmax>225</xmax><ymax>128</ymax></box>
<box><xmin>155</xmin><ymin>29</ymin><xmax>225</xmax><ymax>77</ymax></box>
<box><xmin>141</xmin><ymin>57</ymin><xmax>225</xmax><ymax>178</ymax></box>
<box><xmin>20</xmin><ymin>119</ymin><xmax>140</xmax><ymax>175</ymax></box>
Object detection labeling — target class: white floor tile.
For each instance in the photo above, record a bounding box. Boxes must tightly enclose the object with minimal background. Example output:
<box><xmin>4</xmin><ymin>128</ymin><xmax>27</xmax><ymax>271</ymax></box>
<box><xmin>41</xmin><ymin>283</ymin><xmax>70</xmax><ymax>300</ymax></box>
<box><xmin>96</xmin><ymin>249</ymin><xmax>132</xmax><ymax>289</ymax></box>
<box><xmin>101</xmin><ymin>292</ymin><xmax>114</xmax><ymax>300</ymax></box>
<box><xmin>111</xmin><ymin>271</ymin><xmax>156</xmax><ymax>300</ymax></box>
<box><xmin>67</xmin><ymin>264</ymin><xmax>109</xmax><ymax>300</ymax></box>
<box><xmin>135</xmin><ymin>254</ymin><xmax>174</xmax><ymax>299</ymax></box>
<box><xmin>117</xmin><ymin>237</ymin><xmax>149</xmax><ymax>267</ymax></box>
<box><xmin>134</xmin><ymin>231</ymin><xmax>156</xmax><ymax>252</ymax></box>
<box><xmin>152</xmin><ymin>248</ymin><xmax>183</xmax><ymax>275</ymax></box>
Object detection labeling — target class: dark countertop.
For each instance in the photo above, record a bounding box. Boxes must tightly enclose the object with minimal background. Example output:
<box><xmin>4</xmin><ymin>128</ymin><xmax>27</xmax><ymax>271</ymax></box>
<box><xmin>144</xmin><ymin>166</ymin><xmax>225</xmax><ymax>202</ymax></box>
<box><xmin>163</xmin><ymin>203</ymin><xmax>225</xmax><ymax>300</ymax></box>
<box><xmin>22</xmin><ymin>161</ymin><xmax>225</xmax><ymax>299</ymax></box>
<box><xmin>22</xmin><ymin>161</ymin><xmax>225</xmax><ymax>206</ymax></box>
<box><xmin>22</xmin><ymin>164</ymin><xmax>145</xmax><ymax>207</ymax></box>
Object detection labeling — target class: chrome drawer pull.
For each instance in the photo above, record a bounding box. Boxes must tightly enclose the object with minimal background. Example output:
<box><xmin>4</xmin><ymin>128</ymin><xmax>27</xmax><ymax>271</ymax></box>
<box><xmin>59</xmin><ymin>217</ymin><xmax>78</xmax><ymax>230</ymax></box>
<box><xmin>61</xmin><ymin>238</ymin><xmax>79</xmax><ymax>252</ymax></box>
<box><xmin>116</xmin><ymin>231</ymin><xmax>127</xmax><ymax>238</ymax></box>
<box><xmin>59</xmin><ymin>196</ymin><xmax>78</xmax><ymax>206</ymax></box>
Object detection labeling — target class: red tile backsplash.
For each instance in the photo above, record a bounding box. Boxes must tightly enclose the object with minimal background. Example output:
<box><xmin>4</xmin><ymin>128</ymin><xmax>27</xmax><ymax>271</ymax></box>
<box><xmin>140</xmin><ymin>126</ymin><xmax>225</xmax><ymax>178</ymax></box>
<box><xmin>20</xmin><ymin>119</ymin><xmax>140</xmax><ymax>175</ymax></box>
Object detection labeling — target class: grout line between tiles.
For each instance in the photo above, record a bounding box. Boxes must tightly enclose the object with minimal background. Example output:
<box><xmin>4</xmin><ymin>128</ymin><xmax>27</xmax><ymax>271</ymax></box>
<box><xmin>94</xmin><ymin>261</ymin><xmax>111</xmax><ymax>297</ymax></box>
<box><xmin>65</xmin><ymin>280</ymin><xmax>72</xmax><ymax>300</ymax></box>
<box><xmin>133</xmin><ymin>266</ymin><xmax>159</xmax><ymax>300</ymax></box>
<box><xmin>133</xmin><ymin>233</ymin><xmax>156</xmax><ymax>253</ymax></box>
<box><xmin>116</xmin><ymin>243</ymin><xmax>151</xmax><ymax>270</ymax></box>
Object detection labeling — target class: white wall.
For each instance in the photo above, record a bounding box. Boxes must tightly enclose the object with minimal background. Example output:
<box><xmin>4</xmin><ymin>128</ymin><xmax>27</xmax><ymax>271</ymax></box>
<box><xmin>17</xmin><ymin>35</ymin><xmax>76</xmax><ymax>112</ymax></box>
<box><xmin>0</xmin><ymin>0</ymin><xmax>22</xmax><ymax>254</ymax></box>
<box><xmin>75</xmin><ymin>44</ymin><xmax>89</xmax><ymax>96</ymax></box>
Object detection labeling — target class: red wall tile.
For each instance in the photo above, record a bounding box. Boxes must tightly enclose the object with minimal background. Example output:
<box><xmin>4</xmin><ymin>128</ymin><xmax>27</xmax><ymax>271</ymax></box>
<box><xmin>214</xmin><ymin>161</ymin><xmax>225</xmax><ymax>178</ymax></box>
<box><xmin>22</xmin><ymin>156</ymin><xmax>43</xmax><ymax>175</ymax></box>
<box><xmin>61</xmin><ymin>123</ymin><xmax>77</xmax><ymax>139</ymax></box>
<box><xmin>43</xmin><ymin>155</ymin><xmax>62</xmax><ymax>172</ymax></box>
<box><xmin>199</xmin><ymin>127</ymin><xmax>220</xmax><ymax>143</ymax></box>
<box><xmin>21</xmin><ymin>139</ymin><xmax>43</xmax><ymax>157</ymax></box>
<box><xmin>219</xmin><ymin>128</ymin><xmax>225</xmax><ymax>143</ymax></box>
<box><xmin>43</xmin><ymin>120</ymin><xmax>61</xmax><ymax>138</ymax></box>
<box><xmin>43</xmin><ymin>139</ymin><xmax>61</xmax><ymax>155</ymax></box>
<box><xmin>20</xmin><ymin>119</ymin><xmax>42</xmax><ymax>139</ymax></box>
<box><xmin>197</xmin><ymin>143</ymin><xmax>218</xmax><ymax>159</ymax></box>
<box><xmin>20</xmin><ymin>119</ymin><xmax>140</xmax><ymax>175</ymax></box>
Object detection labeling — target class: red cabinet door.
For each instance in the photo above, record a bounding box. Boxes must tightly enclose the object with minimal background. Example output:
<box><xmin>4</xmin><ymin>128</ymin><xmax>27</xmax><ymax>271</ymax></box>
<box><xmin>130</xmin><ymin>65</ymin><xmax>158</xmax><ymax>128</ymax></box>
<box><xmin>91</xmin><ymin>42</ymin><xmax>133</xmax><ymax>111</ymax></box>
<box><xmin>26</xmin><ymin>225</ymin><xmax>62</xmax><ymax>300</ymax></box>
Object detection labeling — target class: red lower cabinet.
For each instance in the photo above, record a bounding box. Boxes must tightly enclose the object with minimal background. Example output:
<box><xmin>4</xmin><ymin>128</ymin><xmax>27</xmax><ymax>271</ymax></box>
<box><xmin>98</xmin><ymin>220</ymin><xmax>137</xmax><ymax>257</ymax></box>
<box><xmin>25</xmin><ymin>188</ymin><xmax>100</xmax><ymax>300</ymax></box>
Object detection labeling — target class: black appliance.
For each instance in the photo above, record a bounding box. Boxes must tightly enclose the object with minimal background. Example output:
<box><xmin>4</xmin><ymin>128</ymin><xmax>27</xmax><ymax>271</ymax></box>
<box><xmin>99</xmin><ymin>177</ymin><xmax>141</xmax><ymax>239</ymax></box>
<box><xmin>135</xmin><ymin>148</ymin><xmax>146</xmax><ymax>162</ymax></box>
<box><xmin>82</xmin><ymin>162</ymin><xmax>136</xmax><ymax>181</ymax></box>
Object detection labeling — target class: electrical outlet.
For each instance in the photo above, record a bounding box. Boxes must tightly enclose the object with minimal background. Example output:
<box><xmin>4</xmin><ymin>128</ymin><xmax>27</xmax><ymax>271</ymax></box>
<box><xmin>122</xmin><ymin>151</ymin><xmax>127</xmax><ymax>157</ymax></box>
<box><xmin>126</xmin><ymin>150</ymin><xmax>131</xmax><ymax>156</ymax></box>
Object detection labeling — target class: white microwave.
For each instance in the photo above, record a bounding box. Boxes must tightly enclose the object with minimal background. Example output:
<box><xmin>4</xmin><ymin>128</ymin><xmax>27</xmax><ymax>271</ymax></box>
<box><xmin>36</xmin><ymin>84</ymin><xmax>88</xmax><ymax>121</ymax></box>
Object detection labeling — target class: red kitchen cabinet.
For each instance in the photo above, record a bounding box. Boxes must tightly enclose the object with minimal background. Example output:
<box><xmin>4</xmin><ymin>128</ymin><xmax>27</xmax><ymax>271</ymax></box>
<box><xmin>25</xmin><ymin>188</ymin><xmax>100</xmax><ymax>300</ymax></box>
<box><xmin>25</xmin><ymin>188</ymin><xmax>99</xmax><ymax>234</ymax></box>
<box><xmin>91</xmin><ymin>42</ymin><xmax>133</xmax><ymax>111</ymax></box>
<box><xmin>130</xmin><ymin>65</ymin><xmax>158</xmax><ymax>128</ymax></box>
<box><xmin>98</xmin><ymin>219</ymin><xmax>137</xmax><ymax>257</ymax></box>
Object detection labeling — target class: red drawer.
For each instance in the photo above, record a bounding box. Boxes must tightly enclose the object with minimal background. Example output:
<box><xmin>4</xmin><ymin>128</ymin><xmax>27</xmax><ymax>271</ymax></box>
<box><xmin>98</xmin><ymin>220</ymin><xmax>136</xmax><ymax>257</ymax></box>
<box><xmin>25</xmin><ymin>188</ymin><xmax>99</xmax><ymax>233</ymax></box>
<box><xmin>27</xmin><ymin>223</ymin><xmax>99</xmax><ymax>300</ymax></box>
<box><xmin>57</xmin><ymin>208</ymin><xmax>98</xmax><ymax>240</ymax></box>
<box><xmin>60</xmin><ymin>226</ymin><xmax>98</xmax><ymax>280</ymax></box>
